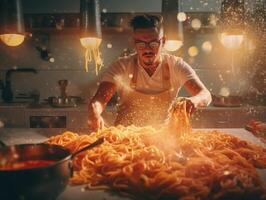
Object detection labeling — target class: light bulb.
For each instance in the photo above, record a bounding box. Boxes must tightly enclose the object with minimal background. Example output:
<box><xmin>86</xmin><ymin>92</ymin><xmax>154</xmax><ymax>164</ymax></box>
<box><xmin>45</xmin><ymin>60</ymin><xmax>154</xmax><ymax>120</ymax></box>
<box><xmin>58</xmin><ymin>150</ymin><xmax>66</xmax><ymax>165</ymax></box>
<box><xmin>220</xmin><ymin>33</ymin><xmax>244</xmax><ymax>49</ymax></box>
<box><xmin>80</xmin><ymin>37</ymin><xmax>102</xmax><ymax>48</ymax></box>
<box><xmin>0</xmin><ymin>34</ymin><xmax>25</xmax><ymax>46</ymax></box>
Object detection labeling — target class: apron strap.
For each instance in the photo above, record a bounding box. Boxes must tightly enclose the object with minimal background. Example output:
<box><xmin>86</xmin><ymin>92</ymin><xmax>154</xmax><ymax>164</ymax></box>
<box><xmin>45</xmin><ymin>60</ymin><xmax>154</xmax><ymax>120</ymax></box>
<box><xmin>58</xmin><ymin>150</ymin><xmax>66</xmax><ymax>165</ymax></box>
<box><xmin>162</xmin><ymin>62</ymin><xmax>171</xmax><ymax>90</ymax></box>
<box><xmin>130</xmin><ymin>57</ymin><xmax>138</xmax><ymax>89</ymax></box>
<box><xmin>130</xmin><ymin>57</ymin><xmax>171</xmax><ymax>90</ymax></box>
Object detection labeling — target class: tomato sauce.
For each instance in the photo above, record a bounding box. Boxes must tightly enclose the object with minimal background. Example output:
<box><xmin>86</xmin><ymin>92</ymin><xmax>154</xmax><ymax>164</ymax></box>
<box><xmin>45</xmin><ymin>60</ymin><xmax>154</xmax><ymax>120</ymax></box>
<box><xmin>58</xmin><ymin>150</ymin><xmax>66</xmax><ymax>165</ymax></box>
<box><xmin>0</xmin><ymin>160</ymin><xmax>55</xmax><ymax>170</ymax></box>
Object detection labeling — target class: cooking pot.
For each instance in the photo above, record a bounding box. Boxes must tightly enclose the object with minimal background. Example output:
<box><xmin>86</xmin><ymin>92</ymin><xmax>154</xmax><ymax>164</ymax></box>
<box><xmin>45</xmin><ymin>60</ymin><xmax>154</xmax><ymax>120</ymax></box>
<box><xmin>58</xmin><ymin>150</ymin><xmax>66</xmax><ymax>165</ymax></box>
<box><xmin>0</xmin><ymin>137</ymin><xmax>104</xmax><ymax>200</ymax></box>
<box><xmin>211</xmin><ymin>94</ymin><xmax>242</xmax><ymax>107</ymax></box>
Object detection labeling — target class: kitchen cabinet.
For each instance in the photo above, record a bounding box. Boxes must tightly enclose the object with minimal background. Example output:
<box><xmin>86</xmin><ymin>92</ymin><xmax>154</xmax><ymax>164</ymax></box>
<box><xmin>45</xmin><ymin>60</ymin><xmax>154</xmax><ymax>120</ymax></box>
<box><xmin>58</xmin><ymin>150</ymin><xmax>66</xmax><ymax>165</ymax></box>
<box><xmin>22</xmin><ymin>0</ymin><xmax>161</xmax><ymax>14</ymax></box>
<box><xmin>25</xmin><ymin>110</ymin><xmax>68</xmax><ymax>128</ymax></box>
<box><xmin>0</xmin><ymin>107</ymin><xmax>26</xmax><ymax>128</ymax></box>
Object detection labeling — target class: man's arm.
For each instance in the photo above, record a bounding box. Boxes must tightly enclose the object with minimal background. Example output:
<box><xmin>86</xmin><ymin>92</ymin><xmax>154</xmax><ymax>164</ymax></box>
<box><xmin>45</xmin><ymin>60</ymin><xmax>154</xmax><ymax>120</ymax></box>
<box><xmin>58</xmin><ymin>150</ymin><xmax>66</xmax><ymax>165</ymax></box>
<box><xmin>184</xmin><ymin>78</ymin><xmax>212</xmax><ymax>108</ymax></box>
<box><xmin>88</xmin><ymin>81</ymin><xmax>116</xmax><ymax>130</ymax></box>
<box><xmin>180</xmin><ymin>78</ymin><xmax>212</xmax><ymax>116</ymax></box>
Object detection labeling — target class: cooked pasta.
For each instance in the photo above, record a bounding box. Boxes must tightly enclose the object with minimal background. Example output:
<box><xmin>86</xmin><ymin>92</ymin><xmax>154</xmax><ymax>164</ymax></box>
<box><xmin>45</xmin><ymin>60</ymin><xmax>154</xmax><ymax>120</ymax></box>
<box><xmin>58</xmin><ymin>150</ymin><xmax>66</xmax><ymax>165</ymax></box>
<box><xmin>166</xmin><ymin>98</ymin><xmax>192</xmax><ymax>136</ymax></box>
<box><xmin>84</xmin><ymin>47</ymin><xmax>103</xmax><ymax>75</ymax></box>
<box><xmin>46</xmin><ymin>126</ymin><xmax>266</xmax><ymax>200</ymax></box>
<box><xmin>46</xmin><ymin>99</ymin><xmax>266</xmax><ymax>200</ymax></box>
<box><xmin>80</xmin><ymin>37</ymin><xmax>103</xmax><ymax>75</ymax></box>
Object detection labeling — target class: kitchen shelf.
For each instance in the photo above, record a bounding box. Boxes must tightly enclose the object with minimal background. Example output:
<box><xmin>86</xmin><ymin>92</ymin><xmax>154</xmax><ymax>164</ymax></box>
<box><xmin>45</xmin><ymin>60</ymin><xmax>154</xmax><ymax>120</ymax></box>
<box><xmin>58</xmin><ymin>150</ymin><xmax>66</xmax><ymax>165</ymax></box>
<box><xmin>26</xmin><ymin>27</ymin><xmax>132</xmax><ymax>35</ymax></box>
<box><xmin>24</xmin><ymin>12</ymin><xmax>217</xmax><ymax>35</ymax></box>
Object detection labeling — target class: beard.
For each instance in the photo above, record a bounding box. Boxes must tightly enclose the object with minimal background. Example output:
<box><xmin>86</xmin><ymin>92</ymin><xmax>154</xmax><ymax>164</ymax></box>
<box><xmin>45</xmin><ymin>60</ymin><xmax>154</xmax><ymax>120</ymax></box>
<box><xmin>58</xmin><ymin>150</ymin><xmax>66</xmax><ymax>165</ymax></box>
<box><xmin>142</xmin><ymin>52</ymin><xmax>156</xmax><ymax>65</ymax></box>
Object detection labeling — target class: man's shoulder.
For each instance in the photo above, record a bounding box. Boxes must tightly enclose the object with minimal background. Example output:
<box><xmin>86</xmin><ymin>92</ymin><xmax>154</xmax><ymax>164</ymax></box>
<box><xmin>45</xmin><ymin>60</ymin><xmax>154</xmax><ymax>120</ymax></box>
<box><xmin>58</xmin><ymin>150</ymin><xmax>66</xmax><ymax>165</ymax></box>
<box><xmin>162</xmin><ymin>53</ymin><xmax>184</xmax><ymax>66</ymax></box>
<box><xmin>106</xmin><ymin>53</ymin><xmax>136</xmax><ymax>73</ymax></box>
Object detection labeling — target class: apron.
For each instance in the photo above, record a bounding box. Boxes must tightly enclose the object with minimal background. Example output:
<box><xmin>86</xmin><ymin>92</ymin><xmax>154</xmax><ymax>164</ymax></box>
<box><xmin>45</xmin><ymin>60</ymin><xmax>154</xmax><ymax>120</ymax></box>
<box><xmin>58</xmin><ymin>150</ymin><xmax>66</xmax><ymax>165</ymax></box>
<box><xmin>115</xmin><ymin>58</ymin><xmax>172</xmax><ymax>127</ymax></box>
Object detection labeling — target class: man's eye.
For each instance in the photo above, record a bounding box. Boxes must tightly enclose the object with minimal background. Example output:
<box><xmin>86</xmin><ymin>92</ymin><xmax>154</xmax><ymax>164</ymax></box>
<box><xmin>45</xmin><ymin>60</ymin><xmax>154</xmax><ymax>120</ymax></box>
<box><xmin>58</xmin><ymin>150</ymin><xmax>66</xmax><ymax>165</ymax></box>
<box><xmin>150</xmin><ymin>42</ymin><xmax>159</xmax><ymax>47</ymax></box>
<box><xmin>137</xmin><ymin>43</ymin><xmax>145</xmax><ymax>47</ymax></box>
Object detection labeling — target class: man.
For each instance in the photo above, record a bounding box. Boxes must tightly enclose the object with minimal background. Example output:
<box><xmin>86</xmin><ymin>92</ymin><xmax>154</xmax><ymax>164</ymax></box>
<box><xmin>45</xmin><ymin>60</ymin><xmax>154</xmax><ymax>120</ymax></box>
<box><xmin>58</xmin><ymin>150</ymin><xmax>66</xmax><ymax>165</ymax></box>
<box><xmin>88</xmin><ymin>15</ymin><xmax>212</xmax><ymax>131</ymax></box>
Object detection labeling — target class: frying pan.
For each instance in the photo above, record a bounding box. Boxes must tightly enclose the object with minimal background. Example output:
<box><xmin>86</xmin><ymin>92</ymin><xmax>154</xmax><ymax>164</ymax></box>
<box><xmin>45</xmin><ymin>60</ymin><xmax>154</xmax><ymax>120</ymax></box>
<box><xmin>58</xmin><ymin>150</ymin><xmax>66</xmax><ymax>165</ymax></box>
<box><xmin>0</xmin><ymin>137</ymin><xmax>104</xmax><ymax>200</ymax></box>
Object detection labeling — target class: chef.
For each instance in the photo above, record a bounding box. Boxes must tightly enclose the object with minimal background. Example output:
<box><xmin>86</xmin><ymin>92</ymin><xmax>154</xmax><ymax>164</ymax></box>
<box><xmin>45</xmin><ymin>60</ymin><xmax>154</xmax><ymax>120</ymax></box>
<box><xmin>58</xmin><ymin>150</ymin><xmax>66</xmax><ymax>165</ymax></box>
<box><xmin>88</xmin><ymin>14</ymin><xmax>212</xmax><ymax>131</ymax></box>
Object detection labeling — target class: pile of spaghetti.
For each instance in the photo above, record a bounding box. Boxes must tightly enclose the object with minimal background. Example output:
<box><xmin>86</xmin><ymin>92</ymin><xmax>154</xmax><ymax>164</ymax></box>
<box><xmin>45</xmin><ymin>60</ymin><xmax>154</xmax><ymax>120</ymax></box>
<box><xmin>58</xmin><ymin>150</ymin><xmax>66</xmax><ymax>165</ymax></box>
<box><xmin>47</xmin><ymin>102</ymin><xmax>266</xmax><ymax>200</ymax></box>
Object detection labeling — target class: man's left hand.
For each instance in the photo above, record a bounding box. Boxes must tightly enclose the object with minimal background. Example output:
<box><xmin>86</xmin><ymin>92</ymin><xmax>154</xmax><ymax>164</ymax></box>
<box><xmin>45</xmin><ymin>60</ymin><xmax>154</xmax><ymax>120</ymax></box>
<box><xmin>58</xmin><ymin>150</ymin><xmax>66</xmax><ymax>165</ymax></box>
<box><xmin>184</xmin><ymin>98</ymin><xmax>196</xmax><ymax>117</ymax></box>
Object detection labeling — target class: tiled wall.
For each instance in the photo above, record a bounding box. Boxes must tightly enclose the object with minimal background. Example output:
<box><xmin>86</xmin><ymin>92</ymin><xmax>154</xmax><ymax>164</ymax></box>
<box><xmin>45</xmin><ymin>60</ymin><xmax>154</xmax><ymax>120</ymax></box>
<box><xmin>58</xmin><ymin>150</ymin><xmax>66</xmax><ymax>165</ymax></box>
<box><xmin>0</xmin><ymin>31</ymin><xmax>254</xmax><ymax>102</ymax></box>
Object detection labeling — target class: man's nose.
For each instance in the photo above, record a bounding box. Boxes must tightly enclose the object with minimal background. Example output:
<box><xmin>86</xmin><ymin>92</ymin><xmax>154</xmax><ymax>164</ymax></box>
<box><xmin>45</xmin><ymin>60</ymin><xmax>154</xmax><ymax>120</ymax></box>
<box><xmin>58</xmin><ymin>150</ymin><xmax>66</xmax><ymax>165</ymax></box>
<box><xmin>144</xmin><ymin>43</ymin><xmax>153</xmax><ymax>50</ymax></box>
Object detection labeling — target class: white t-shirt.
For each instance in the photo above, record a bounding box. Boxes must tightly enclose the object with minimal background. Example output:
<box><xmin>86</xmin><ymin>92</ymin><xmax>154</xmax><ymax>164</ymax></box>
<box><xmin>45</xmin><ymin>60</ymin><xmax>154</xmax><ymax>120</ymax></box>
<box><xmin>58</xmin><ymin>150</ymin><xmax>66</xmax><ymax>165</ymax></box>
<box><xmin>101</xmin><ymin>53</ymin><xmax>200</xmax><ymax>103</ymax></box>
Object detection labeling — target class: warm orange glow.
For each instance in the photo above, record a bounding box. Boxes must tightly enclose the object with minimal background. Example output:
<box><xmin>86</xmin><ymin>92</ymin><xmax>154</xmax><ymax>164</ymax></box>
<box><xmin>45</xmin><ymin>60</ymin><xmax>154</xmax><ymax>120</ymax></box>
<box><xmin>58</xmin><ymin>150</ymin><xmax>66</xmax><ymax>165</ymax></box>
<box><xmin>80</xmin><ymin>37</ymin><xmax>103</xmax><ymax>74</ymax></box>
<box><xmin>164</xmin><ymin>40</ymin><xmax>183</xmax><ymax>52</ymax></box>
<box><xmin>220</xmin><ymin>33</ymin><xmax>244</xmax><ymax>49</ymax></box>
<box><xmin>0</xmin><ymin>34</ymin><xmax>25</xmax><ymax>46</ymax></box>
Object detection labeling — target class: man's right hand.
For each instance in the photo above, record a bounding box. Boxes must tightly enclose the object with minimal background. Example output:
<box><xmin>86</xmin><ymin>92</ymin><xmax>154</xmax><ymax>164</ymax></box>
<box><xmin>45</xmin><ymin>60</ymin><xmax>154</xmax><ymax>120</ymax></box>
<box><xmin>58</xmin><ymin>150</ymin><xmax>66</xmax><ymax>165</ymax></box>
<box><xmin>87</xmin><ymin>114</ymin><xmax>104</xmax><ymax>132</ymax></box>
<box><xmin>87</xmin><ymin>81</ymin><xmax>116</xmax><ymax>131</ymax></box>
<box><xmin>88</xmin><ymin>101</ymin><xmax>104</xmax><ymax>132</ymax></box>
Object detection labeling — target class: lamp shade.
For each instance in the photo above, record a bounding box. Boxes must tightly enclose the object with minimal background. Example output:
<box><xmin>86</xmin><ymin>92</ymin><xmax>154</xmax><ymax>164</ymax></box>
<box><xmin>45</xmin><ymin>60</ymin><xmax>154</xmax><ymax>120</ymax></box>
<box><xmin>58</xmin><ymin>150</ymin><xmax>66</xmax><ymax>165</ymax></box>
<box><xmin>79</xmin><ymin>0</ymin><xmax>103</xmax><ymax>74</ymax></box>
<box><xmin>218</xmin><ymin>0</ymin><xmax>245</xmax><ymax>49</ymax></box>
<box><xmin>162</xmin><ymin>0</ymin><xmax>183</xmax><ymax>52</ymax></box>
<box><xmin>219</xmin><ymin>0</ymin><xmax>245</xmax><ymax>35</ymax></box>
<box><xmin>80</xmin><ymin>0</ymin><xmax>102</xmax><ymax>39</ymax></box>
<box><xmin>0</xmin><ymin>0</ymin><xmax>25</xmax><ymax>46</ymax></box>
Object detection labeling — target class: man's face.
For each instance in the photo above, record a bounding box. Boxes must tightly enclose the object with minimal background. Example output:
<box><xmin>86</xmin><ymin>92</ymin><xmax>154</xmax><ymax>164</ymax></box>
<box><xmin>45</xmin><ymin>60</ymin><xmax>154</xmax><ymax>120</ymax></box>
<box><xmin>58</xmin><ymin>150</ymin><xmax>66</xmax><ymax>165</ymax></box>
<box><xmin>133</xmin><ymin>28</ymin><xmax>164</xmax><ymax>66</ymax></box>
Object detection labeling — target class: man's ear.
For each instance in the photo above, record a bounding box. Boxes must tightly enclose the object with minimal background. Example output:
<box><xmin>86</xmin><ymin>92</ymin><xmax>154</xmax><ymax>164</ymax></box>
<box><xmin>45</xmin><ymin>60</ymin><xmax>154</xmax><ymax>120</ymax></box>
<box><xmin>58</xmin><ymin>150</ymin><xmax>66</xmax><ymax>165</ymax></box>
<box><xmin>129</xmin><ymin>37</ymin><xmax>135</xmax><ymax>47</ymax></box>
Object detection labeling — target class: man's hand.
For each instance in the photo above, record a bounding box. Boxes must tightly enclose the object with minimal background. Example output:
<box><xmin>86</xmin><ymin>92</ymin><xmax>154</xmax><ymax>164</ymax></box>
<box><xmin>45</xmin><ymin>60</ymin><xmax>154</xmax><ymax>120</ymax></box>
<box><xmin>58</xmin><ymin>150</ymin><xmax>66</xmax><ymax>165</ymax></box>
<box><xmin>174</xmin><ymin>97</ymin><xmax>196</xmax><ymax>117</ymax></box>
<box><xmin>88</xmin><ymin>101</ymin><xmax>104</xmax><ymax>132</ymax></box>
<box><xmin>88</xmin><ymin>114</ymin><xmax>104</xmax><ymax>132</ymax></box>
<box><xmin>184</xmin><ymin>98</ymin><xmax>196</xmax><ymax>117</ymax></box>
<box><xmin>87</xmin><ymin>81</ymin><xmax>116</xmax><ymax>131</ymax></box>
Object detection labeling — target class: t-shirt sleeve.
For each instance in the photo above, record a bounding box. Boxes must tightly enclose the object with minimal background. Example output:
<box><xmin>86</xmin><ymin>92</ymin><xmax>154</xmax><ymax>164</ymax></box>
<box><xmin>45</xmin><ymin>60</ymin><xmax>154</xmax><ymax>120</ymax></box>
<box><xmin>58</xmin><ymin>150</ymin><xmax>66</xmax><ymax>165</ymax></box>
<box><xmin>174</xmin><ymin>58</ymin><xmax>200</xmax><ymax>86</ymax></box>
<box><xmin>101</xmin><ymin>58</ymin><xmax>126</xmax><ymax>85</ymax></box>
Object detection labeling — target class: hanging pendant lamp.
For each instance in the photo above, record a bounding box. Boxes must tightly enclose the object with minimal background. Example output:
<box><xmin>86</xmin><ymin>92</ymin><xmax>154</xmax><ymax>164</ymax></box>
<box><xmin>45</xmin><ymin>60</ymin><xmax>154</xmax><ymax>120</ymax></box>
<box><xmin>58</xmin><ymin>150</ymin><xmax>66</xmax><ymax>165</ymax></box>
<box><xmin>0</xmin><ymin>0</ymin><xmax>25</xmax><ymax>47</ymax></box>
<box><xmin>219</xmin><ymin>0</ymin><xmax>245</xmax><ymax>49</ymax></box>
<box><xmin>80</xmin><ymin>0</ymin><xmax>103</xmax><ymax>74</ymax></box>
<box><xmin>162</xmin><ymin>0</ymin><xmax>183</xmax><ymax>52</ymax></box>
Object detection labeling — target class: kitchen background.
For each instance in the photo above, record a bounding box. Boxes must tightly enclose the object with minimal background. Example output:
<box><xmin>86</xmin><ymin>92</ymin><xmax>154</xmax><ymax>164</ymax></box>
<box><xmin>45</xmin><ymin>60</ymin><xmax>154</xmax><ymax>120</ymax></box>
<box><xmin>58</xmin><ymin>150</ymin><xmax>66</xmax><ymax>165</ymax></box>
<box><xmin>0</xmin><ymin>0</ymin><xmax>265</xmax><ymax>129</ymax></box>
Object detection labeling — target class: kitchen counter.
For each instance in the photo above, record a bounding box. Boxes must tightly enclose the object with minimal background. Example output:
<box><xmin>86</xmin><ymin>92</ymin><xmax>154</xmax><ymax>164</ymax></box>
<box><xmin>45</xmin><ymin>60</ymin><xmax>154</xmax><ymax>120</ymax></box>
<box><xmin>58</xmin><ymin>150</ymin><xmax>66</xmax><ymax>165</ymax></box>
<box><xmin>0</xmin><ymin>128</ymin><xmax>265</xmax><ymax>200</ymax></box>
<box><xmin>1</xmin><ymin>102</ymin><xmax>266</xmax><ymax>111</ymax></box>
<box><xmin>0</xmin><ymin>104</ymin><xmax>265</xmax><ymax>129</ymax></box>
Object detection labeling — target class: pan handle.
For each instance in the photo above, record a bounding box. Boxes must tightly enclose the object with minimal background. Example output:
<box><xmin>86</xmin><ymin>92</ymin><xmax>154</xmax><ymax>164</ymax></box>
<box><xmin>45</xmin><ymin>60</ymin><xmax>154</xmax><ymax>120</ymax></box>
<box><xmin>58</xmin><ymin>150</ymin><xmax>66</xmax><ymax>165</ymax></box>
<box><xmin>71</xmin><ymin>137</ymin><xmax>104</xmax><ymax>158</ymax></box>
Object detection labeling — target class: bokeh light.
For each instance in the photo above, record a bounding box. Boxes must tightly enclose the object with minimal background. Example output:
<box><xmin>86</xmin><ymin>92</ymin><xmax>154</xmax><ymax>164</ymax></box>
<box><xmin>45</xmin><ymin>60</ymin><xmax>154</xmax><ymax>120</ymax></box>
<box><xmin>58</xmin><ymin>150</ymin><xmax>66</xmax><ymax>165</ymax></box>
<box><xmin>188</xmin><ymin>46</ymin><xmax>199</xmax><ymax>57</ymax></box>
<box><xmin>191</xmin><ymin>18</ymin><xmax>202</xmax><ymax>30</ymax></box>
<box><xmin>219</xmin><ymin>87</ymin><xmax>230</xmax><ymax>97</ymax></box>
<box><xmin>107</xmin><ymin>43</ymin><xmax>112</xmax><ymax>48</ymax></box>
<box><xmin>201</xmin><ymin>41</ymin><xmax>212</xmax><ymax>53</ymax></box>
<box><xmin>177</xmin><ymin>12</ymin><xmax>187</xmax><ymax>22</ymax></box>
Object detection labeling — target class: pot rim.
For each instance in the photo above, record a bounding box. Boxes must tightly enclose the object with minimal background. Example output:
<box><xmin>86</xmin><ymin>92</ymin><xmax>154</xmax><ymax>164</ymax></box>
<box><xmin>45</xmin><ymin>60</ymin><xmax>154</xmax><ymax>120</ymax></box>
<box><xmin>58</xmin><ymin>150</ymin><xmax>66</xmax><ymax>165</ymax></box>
<box><xmin>0</xmin><ymin>143</ymin><xmax>72</xmax><ymax>172</ymax></box>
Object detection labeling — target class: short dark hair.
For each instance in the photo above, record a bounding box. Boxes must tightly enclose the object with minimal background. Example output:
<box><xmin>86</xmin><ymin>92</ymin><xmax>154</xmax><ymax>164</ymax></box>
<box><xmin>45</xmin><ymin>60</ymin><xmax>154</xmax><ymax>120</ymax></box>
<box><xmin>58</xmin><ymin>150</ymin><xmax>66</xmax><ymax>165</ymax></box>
<box><xmin>130</xmin><ymin>14</ymin><xmax>163</xmax><ymax>31</ymax></box>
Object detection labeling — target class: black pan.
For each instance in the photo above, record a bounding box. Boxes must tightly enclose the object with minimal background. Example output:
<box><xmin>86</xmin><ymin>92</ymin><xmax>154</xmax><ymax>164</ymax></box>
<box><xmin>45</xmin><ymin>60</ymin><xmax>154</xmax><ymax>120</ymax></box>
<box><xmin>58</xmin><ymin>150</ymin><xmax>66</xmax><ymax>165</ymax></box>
<box><xmin>0</xmin><ymin>137</ymin><xmax>104</xmax><ymax>200</ymax></box>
